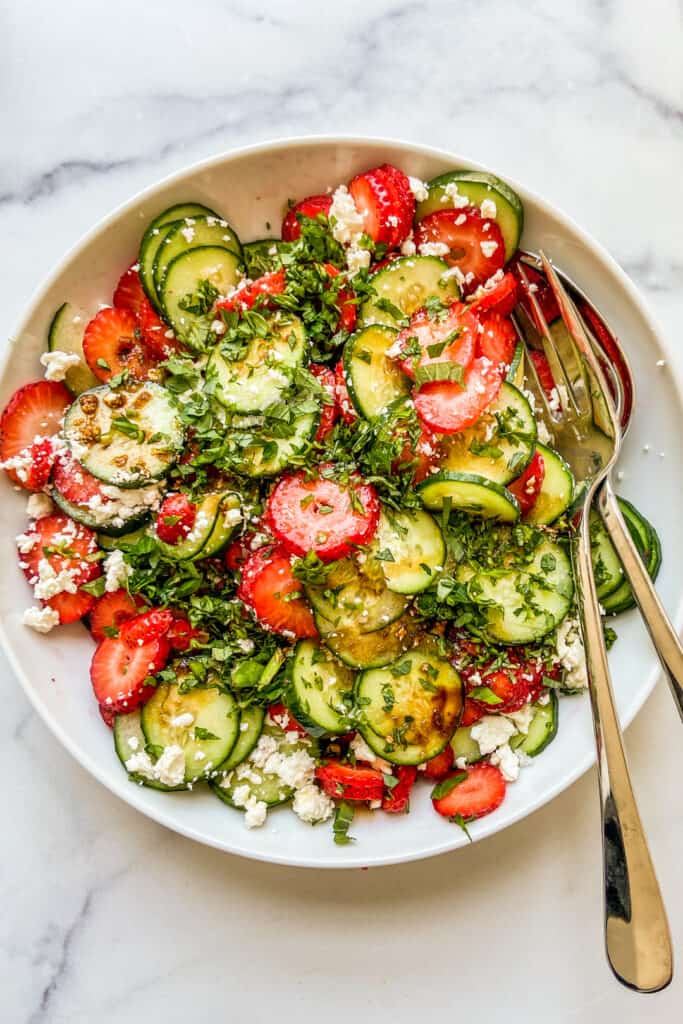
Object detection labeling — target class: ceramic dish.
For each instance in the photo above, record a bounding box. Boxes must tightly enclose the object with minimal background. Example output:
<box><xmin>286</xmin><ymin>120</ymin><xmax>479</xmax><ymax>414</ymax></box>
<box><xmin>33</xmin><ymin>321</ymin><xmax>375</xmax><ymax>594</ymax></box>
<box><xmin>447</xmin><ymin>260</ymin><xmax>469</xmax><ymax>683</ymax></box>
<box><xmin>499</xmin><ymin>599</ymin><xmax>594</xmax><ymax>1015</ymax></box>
<box><xmin>2</xmin><ymin>136</ymin><xmax>682</xmax><ymax>868</ymax></box>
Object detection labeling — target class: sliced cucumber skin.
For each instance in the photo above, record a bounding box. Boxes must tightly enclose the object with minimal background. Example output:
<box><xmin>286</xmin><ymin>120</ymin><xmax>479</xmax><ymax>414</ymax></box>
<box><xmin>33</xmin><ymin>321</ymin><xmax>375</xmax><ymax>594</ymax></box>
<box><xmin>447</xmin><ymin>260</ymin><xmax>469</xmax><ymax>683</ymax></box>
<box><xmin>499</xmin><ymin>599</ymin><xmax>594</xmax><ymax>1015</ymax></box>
<box><xmin>590</xmin><ymin>508</ymin><xmax>625</xmax><ymax>601</ymax></box>
<box><xmin>138</xmin><ymin>202</ymin><xmax>218</xmax><ymax>311</ymax></box>
<box><xmin>416</xmin><ymin>170</ymin><xmax>524</xmax><ymax>262</ymax></box>
<box><xmin>600</xmin><ymin>498</ymin><xmax>661</xmax><ymax>615</ymax></box>
<box><xmin>373</xmin><ymin>509</ymin><xmax>445</xmax><ymax>595</ymax></box>
<box><xmin>153</xmin><ymin>215</ymin><xmax>242</xmax><ymax>295</ymax></box>
<box><xmin>199</xmin><ymin>492</ymin><xmax>242</xmax><ymax>559</ymax></box>
<box><xmin>63</xmin><ymin>381</ymin><xmax>184</xmax><ymax>488</ymax></box>
<box><xmin>519</xmin><ymin>692</ymin><xmax>558</xmax><ymax>757</ymax></box>
<box><xmin>506</xmin><ymin>340</ymin><xmax>525</xmax><ymax>390</ymax></box>
<box><xmin>98</xmin><ymin>525</ymin><xmax>149</xmax><ymax>551</ymax></box>
<box><xmin>218</xmin><ymin>706</ymin><xmax>265</xmax><ymax>771</ymax></box>
<box><xmin>440</xmin><ymin>383</ymin><xmax>536</xmax><ymax>486</ymax></box>
<box><xmin>418</xmin><ymin>471</ymin><xmax>520</xmax><ymax>522</ymax></box>
<box><xmin>449</xmin><ymin>725</ymin><xmax>483</xmax><ymax>765</ymax></box>
<box><xmin>305</xmin><ymin>558</ymin><xmax>408</xmax><ymax>636</ymax></box>
<box><xmin>356</xmin><ymin>645</ymin><xmax>464</xmax><ymax>766</ymax></box>
<box><xmin>154</xmin><ymin>492</ymin><xmax>223</xmax><ymax>560</ymax></box>
<box><xmin>318</xmin><ymin>614</ymin><xmax>418</xmax><ymax>670</ymax></box>
<box><xmin>208</xmin><ymin>314</ymin><xmax>307</xmax><ymax>413</ymax></box>
<box><xmin>243</xmin><ymin>239</ymin><xmax>283</xmax><ymax>278</ymax></box>
<box><xmin>210</xmin><ymin>723</ymin><xmax>316</xmax><ymax>808</ymax></box>
<box><xmin>234</xmin><ymin>409</ymin><xmax>319</xmax><ymax>477</ymax></box>
<box><xmin>48</xmin><ymin>302</ymin><xmax>100</xmax><ymax>396</ymax></box>
<box><xmin>343</xmin><ymin>324</ymin><xmax>409</xmax><ymax>419</ymax></box>
<box><xmin>141</xmin><ymin>682</ymin><xmax>240</xmax><ymax>783</ymax></box>
<box><xmin>524</xmin><ymin>443</ymin><xmax>574</xmax><ymax>526</ymax></box>
<box><xmin>160</xmin><ymin>245</ymin><xmax>243</xmax><ymax>338</ymax></box>
<box><xmin>286</xmin><ymin>640</ymin><xmax>356</xmax><ymax>736</ymax></box>
<box><xmin>51</xmin><ymin>486</ymin><xmax>151</xmax><ymax>537</ymax></box>
<box><xmin>359</xmin><ymin>256</ymin><xmax>460</xmax><ymax>327</ymax></box>
<box><xmin>114</xmin><ymin>710</ymin><xmax>186</xmax><ymax>791</ymax></box>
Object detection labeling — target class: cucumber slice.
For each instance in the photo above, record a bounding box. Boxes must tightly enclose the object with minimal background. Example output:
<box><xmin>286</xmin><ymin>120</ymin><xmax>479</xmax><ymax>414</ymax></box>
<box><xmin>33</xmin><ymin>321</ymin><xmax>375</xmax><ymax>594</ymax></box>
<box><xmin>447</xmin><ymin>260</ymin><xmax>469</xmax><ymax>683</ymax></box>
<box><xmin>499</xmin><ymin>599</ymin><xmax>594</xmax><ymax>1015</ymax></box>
<box><xmin>52</xmin><ymin>486</ymin><xmax>152</xmax><ymax>537</ymax></box>
<box><xmin>114</xmin><ymin>710</ymin><xmax>184</xmax><ymax>791</ymax></box>
<box><xmin>218</xmin><ymin>706</ymin><xmax>265</xmax><ymax>770</ymax></box>
<box><xmin>439</xmin><ymin>383</ymin><xmax>536</xmax><ymax>485</ymax></box>
<box><xmin>590</xmin><ymin>508</ymin><xmax>625</xmax><ymax>601</ymax></box>
<box><xmin>417</xmin><ymin>471</ymin><xmax>520</xmax><ymax>521</ymax></box>
<box><xmin>506</xmin><ymin>340</ymin><xmax>525</xmax><ymax>390</ymax></box>
<box><xmin>153</xmin><ymin>215</ymin><xmax>242</xmax><ymax>295</ymax></box>
<box><xmin>343</xmin><ymin>324</ymin><xmax>409</xmax><ymax>419</ymax></box>
<box><xmin>416</xmin><ymin>170</ymin><xmax>524</xmax><ymax>262</ymax></box>
<box><xmin>449</xmin><ymin>725</ymin><xmax>483</xmax><ymax>765</ymax></box>
<box><xmin>243</xmin><ymin>239</ymin><xmax>283</xmax><ymax>278</ymax></box>
<box><xmin>154</xmin><ymin>491</ymin><xmax>240</xmax><ymax>560</ymax></box>
<box><xmin>98</xmin><ymin>525</ymin><xmax>149</xmax><ymax>551</ymax></box>
<box><xmin>138</xmin><ymin>202</ymin><xmax>218</xmax><ymax>311</ymax></box>
<box><xmin>160</xmin><ymin>245</ymin><xmax>243</xmax><ymax>339</ymax></box>
<box><xmin>208</xmin><ymin>314</ymin><xmax>307</xmax><ymax>413</ymax></box>
<box><xmin>286</xmin><ymin>640</ymin><xmax>356</xmax><ymax>735</ymax></box>
<box><xmin>517</xmin><ymin>692</ymin><xmax>558</xmax><ymax>756</ymax></box>
<box><xmin>372</xmin><ymin>509</ymin><xmax>445</xmax><ymax>594</ymax></box>
<box><xmin>232</xmin><ymin>409</ymin><xmax>318</xmax><ymax>477</ymax></box>
<box><xmin>210</xmin><ymin>722</ymin><xmax>317</xmax><ymax>808</ymax></box>
<box><xmin>63</xmin><ymin>381</ymin><xmax>184</xmax><ymax>488</ymax></box>
<box><xmin>318</xmin><ymin>614</ymin><xmax>418</xmax><ymax>670</ymax></box>
<box><xmin>458</xmin><ymin>533</ymin><xmax>573</xmax><ymax>644</ymax></box>
<box><xmin>359</xmin><ymin>256</ymin><xmax>460</xmax><ymax>327</ymax></box>
<box><xmin>599</xmin><ymin>498</ymin><xmax>661</xmax><ymax>615</ymax></box>
<box><xmin>524</xmin><ymin>443</ymin><xmax>574</xmax><ymax>525</ymax></box>
<box><xmin>47</xmin><ymin>303</ymin><xmax>100</xmax><ymax>396</ymax></box>
<box><xmin>306</xmin><ymin>558</ymin><xmax>407</xmax><ymax>635</ymax></box>
<box><xmin>356</xmin><ymin>645</ymin><xmax>464</xmax><ymax>766</ymax></box>
<box><xmin>141</xmin><ymin>677</ymin><xmax>240</xmax><ymax>782</ymax></box>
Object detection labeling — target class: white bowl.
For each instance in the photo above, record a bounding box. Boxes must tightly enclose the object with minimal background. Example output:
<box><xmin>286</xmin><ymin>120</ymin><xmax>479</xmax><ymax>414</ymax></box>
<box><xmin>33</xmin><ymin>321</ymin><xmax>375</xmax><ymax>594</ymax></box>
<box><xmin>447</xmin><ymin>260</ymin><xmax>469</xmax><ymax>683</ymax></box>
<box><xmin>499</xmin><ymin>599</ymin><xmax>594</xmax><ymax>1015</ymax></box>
<box><xmin>2</xmin><ymin>137</ymin><xmax>682</xmax><ymax>869</ymax></box>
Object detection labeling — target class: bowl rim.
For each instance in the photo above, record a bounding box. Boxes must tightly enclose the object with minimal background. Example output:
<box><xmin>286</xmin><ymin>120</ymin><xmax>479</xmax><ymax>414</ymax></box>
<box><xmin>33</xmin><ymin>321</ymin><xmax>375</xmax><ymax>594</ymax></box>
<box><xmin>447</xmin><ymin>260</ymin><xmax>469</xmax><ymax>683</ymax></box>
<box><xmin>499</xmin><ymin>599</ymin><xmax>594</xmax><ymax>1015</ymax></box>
<box><xmin>2</xmin><ymin>134</ymin><xmax>682</xmax><ymax>868</ymax></box>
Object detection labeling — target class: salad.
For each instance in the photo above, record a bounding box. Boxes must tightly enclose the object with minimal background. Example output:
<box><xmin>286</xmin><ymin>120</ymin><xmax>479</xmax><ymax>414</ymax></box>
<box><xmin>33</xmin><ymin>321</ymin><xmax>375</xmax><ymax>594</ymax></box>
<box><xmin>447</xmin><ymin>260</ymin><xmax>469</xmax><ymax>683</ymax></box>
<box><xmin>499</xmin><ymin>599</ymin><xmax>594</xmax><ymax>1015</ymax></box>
<box><xmin>1</xmin><ymin>161</ymin><xmax>662</xmax><ymax>843</ymax></box>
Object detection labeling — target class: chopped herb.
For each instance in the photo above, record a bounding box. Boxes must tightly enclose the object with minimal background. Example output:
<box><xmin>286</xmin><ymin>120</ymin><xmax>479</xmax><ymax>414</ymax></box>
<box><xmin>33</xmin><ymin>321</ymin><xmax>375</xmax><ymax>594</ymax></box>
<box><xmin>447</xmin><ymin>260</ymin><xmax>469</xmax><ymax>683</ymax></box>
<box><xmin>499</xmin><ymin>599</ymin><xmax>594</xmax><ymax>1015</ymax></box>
<box><xmin>430</xmin><ymin>772</ymin><xmax>468</xmax><ymax>800</ymax></box>
<box><xmin>333</xmin><ymin>800</ymin><xmax>355</xmax><ymax>845</ymax></box>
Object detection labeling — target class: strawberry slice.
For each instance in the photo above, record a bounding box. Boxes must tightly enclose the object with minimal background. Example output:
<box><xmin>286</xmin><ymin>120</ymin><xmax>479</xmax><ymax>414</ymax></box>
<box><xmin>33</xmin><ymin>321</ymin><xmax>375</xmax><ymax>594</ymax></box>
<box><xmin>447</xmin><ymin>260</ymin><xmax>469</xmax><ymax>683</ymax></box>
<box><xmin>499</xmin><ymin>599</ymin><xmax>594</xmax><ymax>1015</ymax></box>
<box><xmin>467</xmin><ymin>667</ymin><xmax>530</xmax><ymax>715</ymax></box>
<box><xmin>415</xmin><ymin>208</ymin><xmax>505</xmax><ymax>294</ymax></box>
<box><xmin>509</xmin><ymin>449</ymin><xmax>546</xmax><ymax>514</ymax></box>
<box><xmin>167</xmin><ymin>616</ymin><xmax>207</xmax><ymax>652</ymax></box>
<box><xmin>90</xmin><ymin>589</ymin><xmax>144</xmax><ymax>642</ymax></box>
<box><xmin>265</xmin><ymin>468</ymin><xmax>379</xmax><ymax>562</ymax></box>
<box><xmin>48</xmin><ymin>589</ymin><xmax>96</xmax><ymax>624</ymax></box>
<box><xmin>120</xmin><ymin>608</ymin><xmax>175</xmax><ymax>647</ymax></box>
<box><xmin>421</xmin><ymin>745</ymin><xmax>455</xmax><ymax>781</ymax></box>
<box><xmin>431</xmin><ymin>763</ymin><xmax>506</xmax><ymax>820</ymax></box>
<box><xmin>309</xmin><ymin>364</ymin><xmax>338</xmax><ymax>442</ymax></box>
<box><xmin>461</xmin><ymin>699</ymin><xmax>484</xmax><ymax>727</ymax></box>
<box><xmin>0</xmin><ymin>380</ymin><xmax>71</xmax><ymax>490</ymax></box>
<box><xmin>90</xmin><ymin>634</ymin><xmax>169</xmax><ymax>714</ymax></box>
<box><xmin>382</xmin><ymin>766</ymin><xmax>417</xmax><ymax>813</ymax></box>
<box><xmin>224</xmin><ymin>529</ymin><xmax>273</xmax><ymax>571</ymax></box>
<box><xmin>155</xmin><ymin>492</ymin><xmax>197</xmax><ymax>545</ymax></box>
<box><xmin>237</xmin><ymin>548</ymin><xmax>318</xmax><ymax>638</ymax></box>
<box><xmin>528</xmin><ymin>349</ymin><xmax>555</xmax><ymax>396</ymax></box>
<box><xmin>348</xmin><ymin>164</ymin><xmax>414</xmax><ymax>249</ymax></box>
<box><xmin>113</xmin><ymin>264</ymin><xmax>148</xmax><ymax>319</ymax></box>
<box><xmin>476</xmin><ymin>313</ymin><xmax>517</xmax><ymax>372</ymax></box>
<box><xmin>82</xmin><ymin>307</ymin><xmax>157</xmax><ymax>383</ymax></box>
<box><xmin>138</xmin><ymin>297</ymin><xmax>180</xmax><ymax>358</ymax></box>
<box><xmin>394</xmin><ymin>302</ymin><xmax>477</xmax><ymax>380</ymax></box>
<box><xmin>322</xmin><ymin>263</ymin><xmax>357</xmax><ymax>333</ymax></box>
<box><xmin>414</xmin><ymin>356</ymin><xmax>503</xmax><ymax>434</ymax></box>
<box><xmin>315</xmin><ymin>761</ymin><xmax>385</xmax><ymax>802</ymax></box>
<box><xmin>99</xmin><ymin>702</ymin><xmax>116</xmax><ymax>728</ymax></box>
<box><xmin>268</xmin><ymin>702</ymin><xmax>309</xmax><ymax>737</ymax></box>
<box><xmin>281</xmin><ymin>194</ymin><xmax>333</xmax><ymax>241</ymax></box>
<box><xmin>216</xmin><ymin>270</ymin><xmax>286</xmax><ymax>314</ymax></box>
<box><xmin>334</xmin><ymin>360</ymin><xmax>357</xmax><ymax>425</ymax></box>
<box><xmin>19</xmin><ymin>513</ymin><xmax>102</xmax><ymax>623</ymax></box>
<box><xmin>468</xmin><ymin>271</ymin><xmax>519</xmax><ymax>318</ymax></box>
<box><xmin>510</xmin><ymin>260</ymin><xmax>560</xmax><ymax>327</ymax></box>
<box><xmin>52</xmin><ymin>450</ymin><xmax>110</xmax><ymax>507</ymax></box>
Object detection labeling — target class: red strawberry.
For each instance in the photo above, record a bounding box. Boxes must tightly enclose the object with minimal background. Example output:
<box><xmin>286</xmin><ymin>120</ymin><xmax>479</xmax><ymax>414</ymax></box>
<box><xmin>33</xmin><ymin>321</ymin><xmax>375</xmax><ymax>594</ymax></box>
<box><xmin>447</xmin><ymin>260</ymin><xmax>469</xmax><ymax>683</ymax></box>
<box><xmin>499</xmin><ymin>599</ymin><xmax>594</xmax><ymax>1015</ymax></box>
<box><xmin>309</xmin><ymin>363</ymin><xmax>338</xmax><ymax>442</ymax></box>
<box><xmin>380</xmin><ymin>164</ymin><xmax>416</xmax><ymax>245</ymax></box>
<box><xmin>167</xmin><ymin>617</ymin><xmax>207</xmax><ymax>652</ymax></box>
<box><xmin>468</xmin><ymin>271</ymin><xmax>519</xmax><ymax>318</ymax></box>
<box><xmin>334</xmin><ymin>360</ymin><xmax>357</xmax><ymax>425</ymax></box>
<box><xmin>322</xmin><ymin>263</ymin><xmax>357</xmax><ymax>333</ymax></box>
<box><xmin>48</xmin><ymin>589</ymin><xmax>96</xmax><ymax>624</ymax></box>
<box><xmin>281</xmin><ymin>194</ymin><xmax>332</xmax><ymax>241</ymax></box>
<box><xmin>268</xmin><ymin>702</ymin><xmax>309</xmax><ymax>737</ymax></box>
<box><xmin>509</xmin><ymin>449</ymin><xmax>546</xmax><ymax>514</ymax></box>
<box><xmin>90</xmin><ymin>634</ymin><xmax>169</xmax><ymax>714</ymax></box>
<box><xmin>431</xmin><ymin>763</ymin><xmax>506</xmax><ymax>820</ymax></box>
<box><xmin>0</xmin><ymin>380</ymin><xmax>71</xmax><ymax>490</ymax></box>
<box><xmin>476</xmin><ymin>313</ymin><xmax>517</xmax><ymax>372</ymax></box>
<box><xmin>461</xmin><ymin>699</ymin><xmax>484</xmax><ymax>727</ymax></box>
<box><xmin>216</xmin><ymin>271</ymin><xmax>286</xmax><ymax>314</ymax></box>
<box><xmin>224</xmin><ymin>530</ymin><xmax>272</xmax><ymax>571</ymax></box>
<box><xmin>99</xmin><ymin>702</ymin><xmax>116</xmax><ymax>728</ymax></box>
<box><xmin>120</xmin><ymin>608</ymin><xmax>175</xmax><ymax>647</ymax></box>
<box><xmin>382</xmin><ymin>766</ymin><xmax>417</xmax><ymax>813</ymax></box>
<box><xmin>20</xmin><ymin>514</ymin><xmax>102</xmax><ymax>623</ymax></box>
<box><xmin>139</xmin><ymin>297</ymin><xmax>180</xmax><ymax>358</ymax></box>
<box><xmin>415</xmin><ymin>208</ymin><xmax>505</xmax><ymax>294</ymax></box>
<box><xmin>155</xmin><ymin>492</ymin><xmax>197</xmax><ymax>545</ymax></box>
<box><xmin>113</xmin><ymin>264</ymin><xmax>148</xmax><ymax>319</ymax></box>
<box><xmin>315</xmin><ymin>761</ymin><xmax>385</xmax><ymax>802</ymax></box>
<box><xmin>237</xmin><ymin>548</ymin><xmax>318</xmax><ymax>638</ymax></box>
<box><xmin>348</xmin><ymin>164</ymin><xmax>414</xmax><ymax>249</ymax></box>
<box><xmin>511</xmin><ymin>260</ymin><xmax>560</xmax><ymax>327</ymax></box>
<box><xmin>467</xmin><ymin>667</ymin><xmax>530</xmax><ymax>715</ymax></box>
<box><xmin>414</xmin><ymin>356</ymin><xmax>504</xmax><ymax>434</ymax></box>
<box><xmin>528</xmin><ymin>349</ymin><xmax>555</xmax><ymax>396</ymax></box>
<box><xmin>421</xmin><ymin>745</ymin><xmax>455</xmax><ymax>781</ymax></box>
<box><xmin>52</xmin><ymin>450</ymin><xmax>110</xmax><ymax>507</ymax></box>
<box><xmin>394</xmin><ymin>302</ymin><xmax>477</xmax><ymax>380</ymax></box>
<box><xmin>90</xmin><ymin>589</ymin><xmax>145</xmax><ymax>642</ymax></box>
<box><xmin>82</xmin><ymin>307</ymin><xmax>157</xmax><ymax>383</ymax></box>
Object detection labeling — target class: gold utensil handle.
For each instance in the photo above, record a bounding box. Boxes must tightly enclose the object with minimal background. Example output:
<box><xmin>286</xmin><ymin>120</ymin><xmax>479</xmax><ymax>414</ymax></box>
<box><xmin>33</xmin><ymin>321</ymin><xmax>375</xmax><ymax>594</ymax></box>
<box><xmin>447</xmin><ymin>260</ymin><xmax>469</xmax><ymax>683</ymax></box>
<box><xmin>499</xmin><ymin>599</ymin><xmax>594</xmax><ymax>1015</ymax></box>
<box><xmin>572</xmin><ymin>516</ymin><xmax>672</xmax><ymax>992</ymax></box>
<box><xmin>598</xmin><ymin>480</ymin><xmax>683</xmax><ymax>723</ymax></box>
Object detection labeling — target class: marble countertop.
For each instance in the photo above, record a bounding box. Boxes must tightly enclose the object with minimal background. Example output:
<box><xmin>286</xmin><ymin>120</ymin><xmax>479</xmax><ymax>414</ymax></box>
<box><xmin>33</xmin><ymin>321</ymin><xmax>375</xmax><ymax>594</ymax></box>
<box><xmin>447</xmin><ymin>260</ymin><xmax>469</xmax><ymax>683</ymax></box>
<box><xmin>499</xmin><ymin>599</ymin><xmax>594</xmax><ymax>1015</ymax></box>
<box><xmin>2</xmin><ymin>1</ymin><xmax>683</xmax><ymax>1020</ymax></box>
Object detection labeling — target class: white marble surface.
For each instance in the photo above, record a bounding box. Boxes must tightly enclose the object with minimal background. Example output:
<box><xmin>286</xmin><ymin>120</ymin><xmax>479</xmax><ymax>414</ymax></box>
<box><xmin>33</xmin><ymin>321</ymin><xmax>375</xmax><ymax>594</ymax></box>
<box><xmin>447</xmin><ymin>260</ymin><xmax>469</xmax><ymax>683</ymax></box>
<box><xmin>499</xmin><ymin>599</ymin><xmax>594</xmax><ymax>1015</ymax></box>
<box><xmin>1</xmin><ymin>0</ymin><xmax>683</xmax><ymax>1019</ymax></box>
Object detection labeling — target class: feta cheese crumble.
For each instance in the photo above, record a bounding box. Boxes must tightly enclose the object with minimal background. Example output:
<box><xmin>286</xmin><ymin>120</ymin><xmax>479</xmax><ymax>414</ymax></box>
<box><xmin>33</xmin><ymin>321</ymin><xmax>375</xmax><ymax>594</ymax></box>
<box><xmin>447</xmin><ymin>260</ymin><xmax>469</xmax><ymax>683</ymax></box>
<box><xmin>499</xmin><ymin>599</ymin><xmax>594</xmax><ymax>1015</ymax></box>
<box><xmin>292</xmin><ymin>784</ymin><xmax>334</xmax><ymax>824</ymax></box>
<box><xmin>408</xmin><ymin>176</ymin><xmax>429</xmax><ymax>202</ymax></box>
<box><xmin>27</xmin><ymin>492</ymin><xmax>54</xmax><ymax>519</ymax></box>
<box><xmin>22</xmin><ymin>605</ymin><xmax>60</xmax><ymax>633</ymax></box>
<box><xmin>102</xmin><ymin>549</ymin><xmax>132</xmax><ymax>593</ymax></box>
<box><xmin>40</xmin><ymin>350</ymin><xmax>81</xmax><ymax>382</ymax></box>
<box><xmin>125</xmin><ymin>744</ymin><xmax>186</xmax><ymax>787</ymax></box>
<box><xmin>555</xmin><ymin>617</ymin><xmax>588</xmax><ymax>689</ymax></box>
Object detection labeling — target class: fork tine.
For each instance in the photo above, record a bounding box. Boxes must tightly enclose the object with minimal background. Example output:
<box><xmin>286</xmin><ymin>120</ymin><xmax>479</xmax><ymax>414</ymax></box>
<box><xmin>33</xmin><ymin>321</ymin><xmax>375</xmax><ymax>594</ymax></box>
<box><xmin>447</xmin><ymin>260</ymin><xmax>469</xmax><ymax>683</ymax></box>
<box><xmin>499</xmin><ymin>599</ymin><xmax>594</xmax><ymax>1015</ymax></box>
<box><xmin>539</xmin><ymin>252</ymin><xmax>619</xmax><ymax>440</ymax></box>
<box><xmin>515</xmin><ymin>263</ymin><xmax>583</xmax><ymax>421</ymax></box>
<box><xmin>510</xmin><ymin>312</ymin><xmax>556</xmax><ymax>435</ymax></box>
